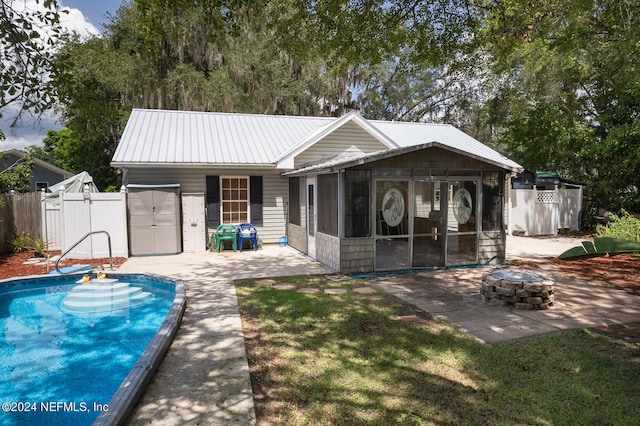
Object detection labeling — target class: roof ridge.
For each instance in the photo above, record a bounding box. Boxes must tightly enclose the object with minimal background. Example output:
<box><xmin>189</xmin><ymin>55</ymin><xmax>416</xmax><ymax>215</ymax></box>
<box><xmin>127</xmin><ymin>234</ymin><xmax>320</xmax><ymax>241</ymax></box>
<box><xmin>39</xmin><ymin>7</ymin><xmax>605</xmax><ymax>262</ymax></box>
<box><xmin>132</xmin><ymin>108</ymin><xmax>335</xmax><ymax>121</ymax></box>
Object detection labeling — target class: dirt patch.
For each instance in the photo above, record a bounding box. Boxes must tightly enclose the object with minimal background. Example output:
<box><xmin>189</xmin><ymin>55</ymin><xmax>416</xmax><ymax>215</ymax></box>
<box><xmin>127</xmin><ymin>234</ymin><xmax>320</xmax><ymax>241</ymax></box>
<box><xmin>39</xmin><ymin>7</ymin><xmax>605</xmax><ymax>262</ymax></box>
<box><xmin>0</xmin><ymin>251</ymin><xmax>127</xmax><ymax>279</ymax></box>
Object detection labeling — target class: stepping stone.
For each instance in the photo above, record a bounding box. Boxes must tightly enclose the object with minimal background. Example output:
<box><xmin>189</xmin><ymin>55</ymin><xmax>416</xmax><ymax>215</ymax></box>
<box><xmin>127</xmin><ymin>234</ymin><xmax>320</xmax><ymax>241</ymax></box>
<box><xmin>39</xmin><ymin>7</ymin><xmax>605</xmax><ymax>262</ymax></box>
<box><xmin>327</xmin><ymin>275</ymin><xmax>351</xmax><ymax>282</ymax></box>
<box><xmin>353</xmin><ymin>287</ymin><xmax>377</xmax><ymax>294</ymax></box>
<box><xmin>324</xmin><ymin>288</ymin><xmax>347</xmax><ymax>295</ymax></box>
<box><xmin>256</xmin><ymin>279</ymin><xmax>277</xmax><ymax>285</ymax></box>
<box><xmin>272</xmin><ymin>284</ymin><xmax>297</xmax><ymax>291</ymax></box>
<box><xmin>297</xmin><ymin>287</ymin><xmax>320</xmax><ymax>294</ymax></box>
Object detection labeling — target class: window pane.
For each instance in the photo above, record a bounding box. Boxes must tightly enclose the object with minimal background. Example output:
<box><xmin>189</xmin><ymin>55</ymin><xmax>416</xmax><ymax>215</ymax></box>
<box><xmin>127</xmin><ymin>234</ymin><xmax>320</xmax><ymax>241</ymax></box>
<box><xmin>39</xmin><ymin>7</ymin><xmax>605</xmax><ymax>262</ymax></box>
<box><xmin>482</xmin><ymin>171</ymin><xmax>503</xmax><ymax>232</ymax></box>
<box><xmin>289</xmin><ymin>178</ymin><xmax>300</xmax><ymax>225</ymax></box>
<box><xmin>221</xmin><ymin>177</ymin><xmax>249</xmax><ymax>223</ymax></box>
<box><xmin>318</xmin><ymin>174</ymin><xmax>338</xmax><ymax>236</ymax></box>
<box><xmin>345</xmin><ymin>170</ymin><xmax>370</xmax><ymax>237</ymax></box>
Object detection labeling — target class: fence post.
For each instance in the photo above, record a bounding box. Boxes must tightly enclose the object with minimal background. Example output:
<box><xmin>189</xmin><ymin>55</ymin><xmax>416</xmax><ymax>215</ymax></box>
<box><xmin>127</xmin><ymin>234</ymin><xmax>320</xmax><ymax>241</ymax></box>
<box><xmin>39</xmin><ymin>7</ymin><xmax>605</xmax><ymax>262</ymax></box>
<box><xmin>59</xmin><ymin>185</ymin><xmax>66</xmax><ymax>253</ymax></box>
<box><xmin>41</xmin><ymin>188</ymin><xmax>47</xmax><ymax>248</ymax></box>
<box><xmin>120</xmin><ymin>185</ymin><xmax>129</xmax><ymax>258</ymax></box>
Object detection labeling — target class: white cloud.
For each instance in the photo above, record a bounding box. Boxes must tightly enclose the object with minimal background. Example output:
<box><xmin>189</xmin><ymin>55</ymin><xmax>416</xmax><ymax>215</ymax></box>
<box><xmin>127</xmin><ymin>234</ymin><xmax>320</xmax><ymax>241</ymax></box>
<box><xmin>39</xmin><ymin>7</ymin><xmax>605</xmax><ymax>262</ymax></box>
<box><xmin>2</xmin><ymin>1</ymin><xmax>98</xmax><ymax>151</ymax></box>
<box><xmin>59</xmin><ymin>5</ymin><xmax>100</xmax><ymax>38</ymax></box>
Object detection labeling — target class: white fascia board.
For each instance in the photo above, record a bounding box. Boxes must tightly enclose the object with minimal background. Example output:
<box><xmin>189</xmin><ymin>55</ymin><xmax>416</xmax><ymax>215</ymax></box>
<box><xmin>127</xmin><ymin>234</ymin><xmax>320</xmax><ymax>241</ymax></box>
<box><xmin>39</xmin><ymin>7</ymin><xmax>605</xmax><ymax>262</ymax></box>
<box><xmin>275</xmin><ymin>157</ymin><xmax>295</xmax><ymax>169</ymax></box>
<box><xmin>110</xmin><ymin>162</ymin><xmax>277</xmax><ymax>169</ymax></box>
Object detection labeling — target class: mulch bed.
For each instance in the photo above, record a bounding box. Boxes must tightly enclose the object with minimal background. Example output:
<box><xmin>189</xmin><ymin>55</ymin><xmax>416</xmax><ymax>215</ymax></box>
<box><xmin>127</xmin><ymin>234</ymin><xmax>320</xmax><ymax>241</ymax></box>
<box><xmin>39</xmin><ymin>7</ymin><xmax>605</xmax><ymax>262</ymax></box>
<box><xmin>0</xmin><ymin>251</ymin><xmax>127</xmax><ymax>279</ymax></box>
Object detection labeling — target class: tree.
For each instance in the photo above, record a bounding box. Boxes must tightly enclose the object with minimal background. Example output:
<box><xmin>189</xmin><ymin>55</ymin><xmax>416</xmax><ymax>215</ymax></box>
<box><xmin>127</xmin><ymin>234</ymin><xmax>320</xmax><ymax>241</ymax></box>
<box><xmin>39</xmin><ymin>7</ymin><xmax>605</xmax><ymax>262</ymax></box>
<box><xmin>479</xmin><ymin>0</ymin><xmax>640</xmax><ymax>211</ymax></box>
<box><xmin>0</xmin><ymin>0</ymin><xmax>65</xmax><ymax>138</ymax></box>
<box><xmin>0</xmin><ymin>150</ymin><xmax>34</xmax><ymax>192</ymax></box>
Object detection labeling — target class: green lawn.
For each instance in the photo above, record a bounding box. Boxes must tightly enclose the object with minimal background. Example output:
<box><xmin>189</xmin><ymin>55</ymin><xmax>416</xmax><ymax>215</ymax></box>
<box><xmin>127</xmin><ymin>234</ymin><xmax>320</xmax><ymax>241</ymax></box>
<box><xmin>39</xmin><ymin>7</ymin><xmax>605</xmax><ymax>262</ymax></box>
<box><xmin>236</xmin><ymin>275</ymin><xmax>640</xmax><ymax>425</ymax></box>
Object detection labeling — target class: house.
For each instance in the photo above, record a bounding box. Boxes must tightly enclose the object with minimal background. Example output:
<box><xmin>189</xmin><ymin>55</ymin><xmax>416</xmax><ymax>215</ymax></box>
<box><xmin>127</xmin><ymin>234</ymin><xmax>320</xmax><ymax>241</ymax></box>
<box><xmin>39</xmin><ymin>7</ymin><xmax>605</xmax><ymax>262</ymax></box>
<box><xmin>112</xmin><ymin>109</ymin><xmax>523</xmax><ymax>273</ymax></box>
<box><xmin>0</xmin><ymin>149</ymin><xmax>73</xmax><ymax>192</ymax></box>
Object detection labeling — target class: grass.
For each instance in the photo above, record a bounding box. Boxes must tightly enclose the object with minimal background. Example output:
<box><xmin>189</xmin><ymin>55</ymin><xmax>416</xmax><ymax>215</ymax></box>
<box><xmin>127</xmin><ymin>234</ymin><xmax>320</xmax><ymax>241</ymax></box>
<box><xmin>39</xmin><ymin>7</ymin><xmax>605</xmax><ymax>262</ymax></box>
<box><xmin>236</xmin><ymin>275</ymin><xmax>640</xmax><ymax>425</ymax></box>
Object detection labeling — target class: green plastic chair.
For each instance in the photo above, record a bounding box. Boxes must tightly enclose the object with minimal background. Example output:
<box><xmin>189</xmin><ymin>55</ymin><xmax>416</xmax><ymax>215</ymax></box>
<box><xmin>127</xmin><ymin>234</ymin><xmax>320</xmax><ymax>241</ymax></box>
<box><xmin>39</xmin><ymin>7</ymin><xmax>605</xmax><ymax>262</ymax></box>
<box><xmin>214</xmin><ymin>224</ymin><xmax>238</xmax><ymax>252</ymax></box>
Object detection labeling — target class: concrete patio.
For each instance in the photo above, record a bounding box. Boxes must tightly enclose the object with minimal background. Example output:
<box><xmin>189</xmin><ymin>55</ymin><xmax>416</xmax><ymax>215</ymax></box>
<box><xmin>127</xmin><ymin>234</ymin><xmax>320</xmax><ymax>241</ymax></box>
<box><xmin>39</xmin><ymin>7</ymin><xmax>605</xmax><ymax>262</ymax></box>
<box><xmin>116</xmin><ymin>236</ymin><xmax>640</xmax><ymax>425</ymax></box>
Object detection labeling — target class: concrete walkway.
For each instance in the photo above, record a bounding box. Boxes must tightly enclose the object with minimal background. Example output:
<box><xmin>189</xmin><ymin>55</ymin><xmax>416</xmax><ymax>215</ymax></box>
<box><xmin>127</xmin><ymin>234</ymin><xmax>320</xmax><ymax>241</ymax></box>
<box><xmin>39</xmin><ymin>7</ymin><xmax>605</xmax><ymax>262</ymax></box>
<box><xmin>117</xmin><ymin>246</ymin><xmax>331</xmax><ymax>425</ymax></box>
<box><xmin>116</xmin><ymin>235</ymin><xmax>640</xmax><ymax>425</ymax></box>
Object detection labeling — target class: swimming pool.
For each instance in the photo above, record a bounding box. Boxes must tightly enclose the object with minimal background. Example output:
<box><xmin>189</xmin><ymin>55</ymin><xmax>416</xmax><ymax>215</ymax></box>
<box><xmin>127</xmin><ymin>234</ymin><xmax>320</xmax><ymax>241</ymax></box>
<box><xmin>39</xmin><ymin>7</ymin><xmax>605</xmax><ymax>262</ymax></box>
<box><xmin>0</xmin><ymin>272</ymin><xmax>186</xmax><ymax>426</ymax></box>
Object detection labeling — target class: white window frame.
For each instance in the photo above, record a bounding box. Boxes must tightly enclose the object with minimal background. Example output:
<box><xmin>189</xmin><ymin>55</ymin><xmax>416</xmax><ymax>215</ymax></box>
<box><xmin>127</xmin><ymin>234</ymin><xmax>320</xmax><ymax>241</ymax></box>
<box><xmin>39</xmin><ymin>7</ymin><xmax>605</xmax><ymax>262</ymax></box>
<box><xmin>220</xmin><ymin>176</ymin><xmax>250</xmax><ymax>224</ymax></box>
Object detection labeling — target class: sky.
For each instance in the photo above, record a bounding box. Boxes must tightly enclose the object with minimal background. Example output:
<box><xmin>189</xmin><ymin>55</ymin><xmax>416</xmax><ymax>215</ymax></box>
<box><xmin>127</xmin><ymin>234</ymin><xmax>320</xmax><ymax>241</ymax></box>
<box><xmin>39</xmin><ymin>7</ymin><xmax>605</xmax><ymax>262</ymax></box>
<box><xmin>2</xmin><ymin>0</ymin><xmax>126</xmax><ymax>151</ymax></box>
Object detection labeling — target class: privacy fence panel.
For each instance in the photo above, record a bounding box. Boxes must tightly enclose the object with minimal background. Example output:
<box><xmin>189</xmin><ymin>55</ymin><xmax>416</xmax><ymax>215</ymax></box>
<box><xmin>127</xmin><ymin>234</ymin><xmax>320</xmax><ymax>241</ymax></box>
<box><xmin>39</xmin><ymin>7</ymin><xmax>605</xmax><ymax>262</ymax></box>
<box><xmin>509</xmin><ymin>187</ymin><xmax>583</xmax><ymax>236</ymax></box>
<box><xmin>43</xmin><ymin>190</ymin><xmax>129</xmax><ymax>259</ymax></box>
<box><xmin>43</xmin><ymin>203</ymin><xmax>61</xmax><ymax>250</ymax></box>
<box><xmin>1</xmin><ymin>192</ymin><xmax>42</xmax><ymax>253</ymax></box>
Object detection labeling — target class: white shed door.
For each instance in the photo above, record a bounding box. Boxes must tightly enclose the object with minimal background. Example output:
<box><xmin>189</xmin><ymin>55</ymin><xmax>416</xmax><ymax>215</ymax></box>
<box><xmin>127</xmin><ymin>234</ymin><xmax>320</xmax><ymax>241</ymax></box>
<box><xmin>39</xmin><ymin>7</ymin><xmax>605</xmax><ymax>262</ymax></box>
<box><xmin>182</xmin><ymin>193</ymin><xmax>206</xmax><ymax>252</ymax></box>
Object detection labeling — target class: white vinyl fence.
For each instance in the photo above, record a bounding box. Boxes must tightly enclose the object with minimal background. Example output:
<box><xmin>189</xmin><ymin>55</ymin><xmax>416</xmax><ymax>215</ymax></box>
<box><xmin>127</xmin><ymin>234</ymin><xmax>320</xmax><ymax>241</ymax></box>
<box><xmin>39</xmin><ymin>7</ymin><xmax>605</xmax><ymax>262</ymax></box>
<box><xmin>42</xmin><ymin>187</ymin><xmax>129</xmax><ymax>259</ymax></box>
<box><xmin>509</xmin><ymin>187</ymin><xmax>583</xmax><ymax>236</ymax></box>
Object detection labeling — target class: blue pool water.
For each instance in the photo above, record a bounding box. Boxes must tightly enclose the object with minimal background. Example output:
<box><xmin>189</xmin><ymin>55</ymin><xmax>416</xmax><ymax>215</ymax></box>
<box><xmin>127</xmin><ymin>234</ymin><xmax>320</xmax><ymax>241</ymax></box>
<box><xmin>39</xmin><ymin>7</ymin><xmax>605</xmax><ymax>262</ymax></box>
<box><xmin>0</xmin><ymin>274</ymin><xmax>175</xmax><ymax>426</ymax></box>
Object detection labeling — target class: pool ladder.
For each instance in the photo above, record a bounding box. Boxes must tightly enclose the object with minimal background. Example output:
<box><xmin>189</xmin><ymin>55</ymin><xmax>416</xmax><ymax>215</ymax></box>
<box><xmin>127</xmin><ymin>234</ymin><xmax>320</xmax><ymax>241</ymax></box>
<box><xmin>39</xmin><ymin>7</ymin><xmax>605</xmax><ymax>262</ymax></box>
<box><xmin>55</xmin><ymin>230</ymin><xmax>114</xmax><ymax>275</ymax></box>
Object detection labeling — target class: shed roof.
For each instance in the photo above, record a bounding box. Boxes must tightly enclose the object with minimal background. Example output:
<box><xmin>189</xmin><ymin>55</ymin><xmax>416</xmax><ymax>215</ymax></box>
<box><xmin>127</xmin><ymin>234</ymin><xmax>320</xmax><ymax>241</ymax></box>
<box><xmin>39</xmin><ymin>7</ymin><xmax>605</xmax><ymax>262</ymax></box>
<box><xmin>112</xmin><ymin>109</ymin><xmax>523</xmax><ymax>172</ymax></box>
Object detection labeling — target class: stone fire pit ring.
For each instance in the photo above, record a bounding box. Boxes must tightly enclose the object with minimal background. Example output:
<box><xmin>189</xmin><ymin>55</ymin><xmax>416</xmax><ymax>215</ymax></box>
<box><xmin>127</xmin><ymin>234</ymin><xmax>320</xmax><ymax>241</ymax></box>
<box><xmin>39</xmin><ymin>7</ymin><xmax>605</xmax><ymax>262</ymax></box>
<box><xmin>481</xmin><ymin>269</ymin><xmax>555</xmax><ymax>310</ymax></box>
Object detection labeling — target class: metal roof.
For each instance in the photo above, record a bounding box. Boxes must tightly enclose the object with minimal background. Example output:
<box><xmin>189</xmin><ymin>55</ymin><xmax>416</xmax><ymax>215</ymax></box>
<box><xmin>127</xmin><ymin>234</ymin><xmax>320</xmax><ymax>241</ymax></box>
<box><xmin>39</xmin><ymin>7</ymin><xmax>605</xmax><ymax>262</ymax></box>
<box><xmin>112</xmin><ymin>109</ymin><xmax>523</xmax><ymax>172</ymax></box>
<box><xmin>112</xmin><ymin>109</ymin><xmax>333</xmax><ymax>167</ymax></box>
<box><xmin>370</xmin><ymin>120</ymin><xmax>522</xmax><ymax>171</ymax></box>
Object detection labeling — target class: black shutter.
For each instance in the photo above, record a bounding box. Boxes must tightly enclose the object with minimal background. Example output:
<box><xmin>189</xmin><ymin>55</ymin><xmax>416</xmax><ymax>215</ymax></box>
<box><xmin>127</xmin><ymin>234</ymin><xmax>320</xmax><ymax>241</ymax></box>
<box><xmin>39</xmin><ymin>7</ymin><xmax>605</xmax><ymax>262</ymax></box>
<box><xmin>206</xmin><ymin>176</ymin><xmax>220</xmax><ymax>226</ymax></box>
<box><xmin>250</xmin><ymin>176</ymin><xmax>263</xmax><ymax>225</ymax></box>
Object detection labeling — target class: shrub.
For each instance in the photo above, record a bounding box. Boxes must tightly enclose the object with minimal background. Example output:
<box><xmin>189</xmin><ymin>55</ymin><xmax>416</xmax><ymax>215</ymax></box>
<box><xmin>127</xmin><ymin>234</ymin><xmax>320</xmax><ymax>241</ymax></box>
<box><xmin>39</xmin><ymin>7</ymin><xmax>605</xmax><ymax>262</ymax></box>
<box><xmin>9</xmin><ymin>233</ymin><xmax>32</xmax><ymax>253</ymax></box>
<box><xmin>8</xmin><ymin>233</ymin><xmax>49</xmax><ymax>256</ymax></box>
<box><xmin>595</xmin><ymin>210</ymin><xmax>640</xmax><ymax>242</ymax></box>
<box><xmin>29</xmin><ymin>237</ymin><xmax>49</xmax><ymax>257</ymax></box>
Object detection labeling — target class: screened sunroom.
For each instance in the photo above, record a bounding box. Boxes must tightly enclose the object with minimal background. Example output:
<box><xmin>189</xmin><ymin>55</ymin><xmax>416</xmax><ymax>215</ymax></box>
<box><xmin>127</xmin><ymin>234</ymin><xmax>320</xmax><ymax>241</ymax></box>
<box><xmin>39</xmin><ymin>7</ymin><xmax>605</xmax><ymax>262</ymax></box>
<box><xmin>284</xmin><ymin>143</ymin><xmax>511</xmax><ymax>274</ymax></box>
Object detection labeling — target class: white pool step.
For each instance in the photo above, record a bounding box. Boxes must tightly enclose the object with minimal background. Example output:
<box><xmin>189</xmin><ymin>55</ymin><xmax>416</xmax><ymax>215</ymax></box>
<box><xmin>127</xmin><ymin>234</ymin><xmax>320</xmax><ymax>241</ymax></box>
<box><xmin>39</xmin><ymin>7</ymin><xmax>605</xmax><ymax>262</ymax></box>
<box><xmin>61</xmin><ymin>278</ymin><xmax>154</xmax><ymax>314</ymax></box>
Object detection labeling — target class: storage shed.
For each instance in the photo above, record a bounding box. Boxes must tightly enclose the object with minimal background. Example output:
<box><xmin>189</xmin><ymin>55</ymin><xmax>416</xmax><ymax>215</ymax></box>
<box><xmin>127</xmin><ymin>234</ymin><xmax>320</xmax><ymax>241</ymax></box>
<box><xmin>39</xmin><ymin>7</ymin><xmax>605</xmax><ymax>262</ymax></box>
<box><xmin>127</xmin><ymin>184</ymin><xmax>181</xmax><ymax>255</ymax></box>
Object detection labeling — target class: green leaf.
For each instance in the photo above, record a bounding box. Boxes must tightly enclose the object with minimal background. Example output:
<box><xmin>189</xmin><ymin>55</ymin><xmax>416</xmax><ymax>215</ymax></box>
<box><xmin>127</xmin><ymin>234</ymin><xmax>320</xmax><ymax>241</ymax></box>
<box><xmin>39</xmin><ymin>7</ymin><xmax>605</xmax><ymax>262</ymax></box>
<box><xmin>558</xmin><ymin>238</ymin><xmax>640</xmax><ymax>260</ymax></box>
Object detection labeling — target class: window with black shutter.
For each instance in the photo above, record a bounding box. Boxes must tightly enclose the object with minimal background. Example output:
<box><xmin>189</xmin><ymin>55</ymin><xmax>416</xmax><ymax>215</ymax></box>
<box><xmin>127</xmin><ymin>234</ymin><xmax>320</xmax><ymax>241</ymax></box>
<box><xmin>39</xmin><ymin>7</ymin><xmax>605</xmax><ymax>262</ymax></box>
<box><xmin>250</xmin><ymin>176</ymin><xmax>263</xmax><ymax>225</ymax></box>
<box><xmin>206</xmin><ymin>175</ymin><xmax>220</xmax><ymax>226</ymax></box>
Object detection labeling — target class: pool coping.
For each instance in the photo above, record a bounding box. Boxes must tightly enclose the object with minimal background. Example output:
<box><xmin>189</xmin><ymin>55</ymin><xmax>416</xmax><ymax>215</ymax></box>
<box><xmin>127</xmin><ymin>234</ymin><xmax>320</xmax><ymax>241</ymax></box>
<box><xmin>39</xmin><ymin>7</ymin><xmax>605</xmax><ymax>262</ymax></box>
<box><xmin>93</xmin><ymin>272</ymin><xmax>186</xmax><ymax>426</ymax></box>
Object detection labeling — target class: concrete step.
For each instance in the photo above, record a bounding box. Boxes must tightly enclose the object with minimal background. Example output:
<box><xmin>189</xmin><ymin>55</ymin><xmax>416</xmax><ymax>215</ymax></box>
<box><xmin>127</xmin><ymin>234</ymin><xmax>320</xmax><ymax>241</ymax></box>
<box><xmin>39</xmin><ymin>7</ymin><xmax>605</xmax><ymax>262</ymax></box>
<box><xmin>61</xmin><ymin>279</ymin><xmax>154</xmax><ymax>314</ymax></box>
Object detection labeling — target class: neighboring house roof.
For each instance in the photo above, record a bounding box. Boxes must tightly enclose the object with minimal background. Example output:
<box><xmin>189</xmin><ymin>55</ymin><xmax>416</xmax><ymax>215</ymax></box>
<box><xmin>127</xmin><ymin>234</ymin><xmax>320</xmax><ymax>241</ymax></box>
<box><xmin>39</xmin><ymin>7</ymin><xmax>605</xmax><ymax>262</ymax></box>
<box><xmin>2</xmin><ymin>149</ymin><xmax>74</xmax><ymax>178</ymax></box>
<box><xmin>112</xmin><ymin>109</ymin><xmax>523</xmax><ymax>172</ymax></box>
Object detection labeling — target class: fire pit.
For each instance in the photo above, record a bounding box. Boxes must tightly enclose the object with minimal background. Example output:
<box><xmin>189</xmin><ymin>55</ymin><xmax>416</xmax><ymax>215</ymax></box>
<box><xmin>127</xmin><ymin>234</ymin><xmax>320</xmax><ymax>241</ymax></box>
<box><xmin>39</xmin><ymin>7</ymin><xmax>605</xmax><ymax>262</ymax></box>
<box><xmin>481</xmin><ymin>269</ymin><xmax>555</xmax><ymax>310</ymax></box>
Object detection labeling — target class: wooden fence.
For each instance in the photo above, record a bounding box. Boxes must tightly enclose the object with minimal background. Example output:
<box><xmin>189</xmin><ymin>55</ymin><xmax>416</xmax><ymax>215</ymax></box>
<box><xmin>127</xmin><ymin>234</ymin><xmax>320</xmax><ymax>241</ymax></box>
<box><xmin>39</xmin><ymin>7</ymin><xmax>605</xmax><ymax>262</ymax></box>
<box><xmin>0</xmin><ymin>192</ymin><xmax>43</xmax><ymax>253</ymax></box>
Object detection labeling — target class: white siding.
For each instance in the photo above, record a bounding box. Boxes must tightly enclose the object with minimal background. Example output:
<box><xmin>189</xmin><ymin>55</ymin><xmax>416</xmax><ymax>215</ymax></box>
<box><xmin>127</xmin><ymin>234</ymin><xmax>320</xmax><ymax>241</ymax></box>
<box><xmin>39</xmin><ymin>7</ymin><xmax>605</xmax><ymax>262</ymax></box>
<box><xmin>294</xmin><ymin>121</ymin><xmax>388</xmax><ymax>168</ymax></box>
